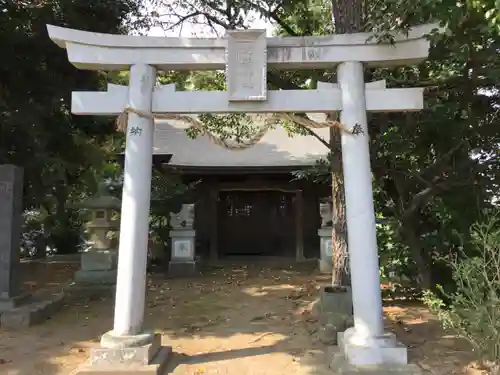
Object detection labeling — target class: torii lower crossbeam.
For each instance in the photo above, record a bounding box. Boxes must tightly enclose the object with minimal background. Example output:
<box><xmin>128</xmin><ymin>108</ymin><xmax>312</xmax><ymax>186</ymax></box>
<box><xmin>72</xmin><ymin>83</ymin><xmax>424</xmax><ymax>115</ymax></box>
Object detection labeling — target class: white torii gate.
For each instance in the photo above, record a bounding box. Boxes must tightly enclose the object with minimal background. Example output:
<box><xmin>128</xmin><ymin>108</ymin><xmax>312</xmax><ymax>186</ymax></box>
<box><xmin>47</xmin><ymin>24</ymin><xmax>437</xmax><ymax>373</ymax></box>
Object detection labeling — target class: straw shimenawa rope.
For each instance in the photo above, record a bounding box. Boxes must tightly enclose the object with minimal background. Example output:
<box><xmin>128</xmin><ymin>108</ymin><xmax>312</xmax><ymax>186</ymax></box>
<box><xmin>116</xmin><ymin>106</ymin><xmax>363</xmax><ymax>151</ymax></box>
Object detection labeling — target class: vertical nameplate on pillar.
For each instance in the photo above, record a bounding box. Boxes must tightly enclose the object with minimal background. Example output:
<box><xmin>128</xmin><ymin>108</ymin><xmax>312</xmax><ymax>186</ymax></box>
<box><xmin>226</xmin><ymin>29</ymin><xmax>267</xmax><ymax>102</ymax></box>
<box><xmin>0</xmin><ymin>165</ymin><xmax>23</xmax><ymax>301</ymax></box>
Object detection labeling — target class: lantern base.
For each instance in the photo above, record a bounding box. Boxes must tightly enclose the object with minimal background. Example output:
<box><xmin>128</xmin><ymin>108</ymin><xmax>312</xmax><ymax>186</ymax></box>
<box><xmin>74</xmin><ymin>250</ymin><xmax>118</xmax><ymax>285</ymax></box>
<box><xmin>81</xmin><ymin>249</ymin><xmax>117</xmax><ymax>271</ymax></box>
<box><xmin>74</xmin><ymin>269</ymin><xmax>117</xmax><ymax>285</ymax></box>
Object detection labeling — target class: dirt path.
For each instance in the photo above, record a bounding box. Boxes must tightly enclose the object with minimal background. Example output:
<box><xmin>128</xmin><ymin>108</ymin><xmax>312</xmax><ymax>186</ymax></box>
<box><xmin>0</xmin><ymin>264</ymin><xmax>485</xmax><ymax>375</ymax></box>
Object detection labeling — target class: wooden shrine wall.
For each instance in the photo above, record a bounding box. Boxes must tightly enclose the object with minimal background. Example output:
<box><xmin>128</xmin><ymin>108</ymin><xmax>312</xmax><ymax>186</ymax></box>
<box><xmin>177</xmin><ymin>171</ymin><xmax>328</xmax><ymax>261</ymax></box>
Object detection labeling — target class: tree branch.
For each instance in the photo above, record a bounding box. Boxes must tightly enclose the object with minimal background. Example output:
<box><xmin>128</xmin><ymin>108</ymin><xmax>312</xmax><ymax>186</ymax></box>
<box><xmin>399</xmin><ymin>155</ymin><xmax>497</xmax><ymax>222</ymax></box>
<box><xmin>299</xmin><ymin>125</ymin><xmax>330</xmax><ymax>148</ymax></box>
<box><xmin>267</xmin><ymin>71</ymin><xmax>301</xmax><ymax>90</ymax></box>
<box><xmin>239</xmin><ymin>0</ymin><xmax>299</xmax><ymax>36</ymax></box>
<box><xmin>267</xmin><ymin>72</ymin><xmax>331</xmax><ymax>148</ymax></box>
<box><xmin>158</xmin><ymin>4</ymin><xmax>231</xmax><ymax>31</ymax></box>
<box><xmin>159</xmin><ymin>11</ymin><xmax>201</xmax><ymax>32</ymax></box>
<box><xmin>414</xmin><ymin>140</ymin><xmax>468</xmax><ymax>184</ymax></box>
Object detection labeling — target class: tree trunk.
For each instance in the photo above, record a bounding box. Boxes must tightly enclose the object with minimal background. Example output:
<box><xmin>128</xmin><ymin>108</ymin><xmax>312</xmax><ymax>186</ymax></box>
<box><xmin>329</xmin><ymin>0</ymin><xmax>364</xmax><ymax>287</ymax></box>
<box><xmin>332</xmin><ymin>0</ymin><xmax>364</xmax><ymax>33</ymax></box>
<box><xmin>330</xmin><ymin>128</ymin><xmax>348</xmax><ymax>287</ymax></box>
<box><xmin>401</xmin><ymin>216</ymin><xmax>432</xmax><ymax>290</ymax></box>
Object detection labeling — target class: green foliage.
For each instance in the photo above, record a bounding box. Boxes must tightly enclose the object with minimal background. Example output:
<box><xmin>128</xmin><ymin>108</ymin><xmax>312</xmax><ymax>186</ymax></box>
<box><xmin>1</xmin><ymin>0</ymin><xmax>497</xmax><ymax>284</ymax></box>
<box><xmin>377</xmin><ymin>217</ymin><xmax>415</xmax><ymax>282</ymax></box>
<box><xmin>0</xmin><ymin>0</ymin><xmax>148</xmax><ymax>255</ymax></box>
<box><xmin>368</xmin><ymin>0</ymin><xmax>499</xmax><ymax>287</ymax></box>
<box><xmin>468</xmin><ymin>0</ymin><xmax>500</xmax><ymax>33</ymax></box>
<box><xmin>423</xmin><ymin>212</ymin><xmax>500</xmax><ymax>373</ymax></box>
<box><xmin>291</xmin><ymin>155</ymin><xmax>331</xmax><ymax>184</ymax></box>
<box><xmin>150</xmin><ymin>169</ymin><xmax>199</xmax><ymax>245</ymax></box>
<box><xmin>47</xmin><ymin>208</ymin><xmax>87</xmax><ymax>254</ymax></box>
<box><xmin>154</xmin><ymin>0</ymin><xmax>500</xmax><ymax>291</ymax></box>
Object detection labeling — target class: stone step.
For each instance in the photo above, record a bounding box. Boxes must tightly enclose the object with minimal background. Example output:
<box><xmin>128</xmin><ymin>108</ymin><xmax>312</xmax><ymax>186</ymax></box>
<box><xmin>0</xmin><ymin>291</ymin><xmax>65</xmax><ymax>329</ymax></box>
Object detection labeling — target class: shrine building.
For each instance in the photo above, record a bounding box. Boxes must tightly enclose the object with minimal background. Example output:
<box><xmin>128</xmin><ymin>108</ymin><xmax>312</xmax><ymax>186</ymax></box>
<box><xmin>153</xmin><ymin>117</ymin><xmax>331</xmax><ymax>261</ymax></box>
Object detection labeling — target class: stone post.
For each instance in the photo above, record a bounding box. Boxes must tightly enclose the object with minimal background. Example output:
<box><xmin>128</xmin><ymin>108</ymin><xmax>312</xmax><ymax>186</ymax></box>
<box><xmin>337</xmin><ymin>62</ymin><xmax>407</xmax><ymax>365</ymax></box>
<box><xmin>318</xmin><ymin>199</ymin><xmax>333</xmax><ymax>273</ymax></box>
<box><xmin>168</xmin><ymin>204</ymin><xmax>198</xmax><ymax>277</ymax></box>
<box><xmin>318</xmin><ymin>227</ymin><xmax>333</xmax><ymax>273</ymax></box>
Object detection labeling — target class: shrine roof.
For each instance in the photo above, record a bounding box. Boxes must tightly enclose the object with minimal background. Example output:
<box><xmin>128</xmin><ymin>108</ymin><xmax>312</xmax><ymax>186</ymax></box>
<box><xmin>153</xmin><ymin>117</ymin><xmax>330</xmax><ymax>167</ymax></box>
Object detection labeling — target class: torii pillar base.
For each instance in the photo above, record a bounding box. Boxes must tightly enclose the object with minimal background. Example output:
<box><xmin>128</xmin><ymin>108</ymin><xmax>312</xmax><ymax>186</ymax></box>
<box><xmin>331</xmin><ymin>352</ymin><xmax>423</xmax><ymax>375</ymax></box>
<box><xmin>70</xmin><ymin>333</ymin><xmax>172</xmax><ymax>375</ymax></box>
<box><xmin>330</xmin><ymin>330</ymin><xmax>421</xmax><ymax>374</ymax></box>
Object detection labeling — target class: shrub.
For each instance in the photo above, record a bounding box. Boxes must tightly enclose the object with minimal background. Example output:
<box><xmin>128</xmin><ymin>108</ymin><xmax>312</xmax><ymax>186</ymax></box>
<box><xmin>422</xmin><ymin>212</ymin><xmax>500</xmax><ymax>374</ymax></box>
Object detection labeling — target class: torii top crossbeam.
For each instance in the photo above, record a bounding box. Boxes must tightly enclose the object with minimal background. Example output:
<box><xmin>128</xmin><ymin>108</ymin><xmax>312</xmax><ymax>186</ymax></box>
<box><xmin>47</xmin><ymin>24</ymin><xmax>438</xmax><ymax>115</ymax></box>
<box><xmin>47</xmin><ymin>23</ymin><xmax>437</xmax><ymax>71</ymax></box>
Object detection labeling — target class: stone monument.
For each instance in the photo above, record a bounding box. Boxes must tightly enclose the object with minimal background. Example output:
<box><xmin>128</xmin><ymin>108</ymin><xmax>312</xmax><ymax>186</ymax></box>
<box><xmin>0</xmin><ymin>165</ymin><xmax>25</xmax><ymax>309</ymax></box>
<box><xmin>0</xmin><ymin>165</ymin><xmax>64</xmax><ymax>328</ymax></box>
<box><xmin>168</xmin><ymin>203</ymin><xmax>198</xmax><ymax>277</ymax></box>
<box><xmin>74</xmin><ymin>182</ymin><xmax>121</xmax><ymax>286</ymax></box>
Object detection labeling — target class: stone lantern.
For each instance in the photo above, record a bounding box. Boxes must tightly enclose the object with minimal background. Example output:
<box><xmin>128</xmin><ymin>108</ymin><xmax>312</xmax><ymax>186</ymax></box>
<box><xmin>74</xmin><ymin>182</ymin><xmax>121</xmax><ymax>286</ymax></box>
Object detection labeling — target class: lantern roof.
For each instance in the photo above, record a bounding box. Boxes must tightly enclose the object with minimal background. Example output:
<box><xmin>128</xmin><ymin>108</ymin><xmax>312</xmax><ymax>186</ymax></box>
<box><xmin>78</xmin><ymin>182</ymin><xmax>121</xmax><ymax>210</ymax></box>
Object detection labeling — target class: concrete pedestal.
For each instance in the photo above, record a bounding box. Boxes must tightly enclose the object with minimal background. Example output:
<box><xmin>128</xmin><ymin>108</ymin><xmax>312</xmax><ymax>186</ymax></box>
<box><xmin>317</xmin><ymin>285</ymin><xmax>353</xmax><ymax>345</ymax></box>
<box><xmin>168</xmin><ymin>261</ymin><xmax>199</xmax><ymax>277</ymax></box>
<box><xmin>74</xmin><ymin>250</ymin><xmax>117</xmax><ymax>285</ymax></box>
<box><xmin>318</xmin><ymin>227</ymin><xmax>333</xmax><ymax>273</ymax></box>
<box><xmin>320</xmin><ymin>286</ymin><xmax>353</xmax><ymax>316</ymax></box>
<box><xmin>168</xmin><ymin>229</ymin><xmax>199</xmax><ymax>277</ymax></box>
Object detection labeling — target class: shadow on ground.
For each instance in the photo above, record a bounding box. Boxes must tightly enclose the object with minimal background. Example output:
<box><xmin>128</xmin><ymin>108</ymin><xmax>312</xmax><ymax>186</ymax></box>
<box><xmin>0</xmin><ymin>261</ymin><xmax>483</xmax><ymax>375</ymax></box>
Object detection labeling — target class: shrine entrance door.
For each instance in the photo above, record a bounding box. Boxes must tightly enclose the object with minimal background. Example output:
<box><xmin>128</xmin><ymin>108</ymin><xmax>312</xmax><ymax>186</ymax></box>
<box><xmin>217</xmin><ymin>190</ymin><xmax>296</xmax><ymax>257</ymax></box>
